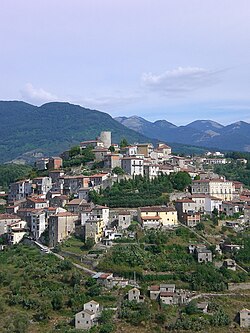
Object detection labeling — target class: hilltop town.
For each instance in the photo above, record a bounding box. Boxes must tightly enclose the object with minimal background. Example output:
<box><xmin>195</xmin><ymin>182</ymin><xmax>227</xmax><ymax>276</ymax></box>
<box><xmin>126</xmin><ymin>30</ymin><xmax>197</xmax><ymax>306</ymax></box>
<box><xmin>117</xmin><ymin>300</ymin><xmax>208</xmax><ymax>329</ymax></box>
<box><xmin>0</xmin><ymin>131</ymin><xmax>250</xmax><ymax>333</ymax></box>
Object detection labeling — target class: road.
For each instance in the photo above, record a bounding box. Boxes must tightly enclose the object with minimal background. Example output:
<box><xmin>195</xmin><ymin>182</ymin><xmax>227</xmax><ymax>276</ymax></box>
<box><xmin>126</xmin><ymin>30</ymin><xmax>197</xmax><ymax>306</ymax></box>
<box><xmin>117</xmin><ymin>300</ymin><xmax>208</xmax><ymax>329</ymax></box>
<box><xmin>33</xmin><ymin>239</ymin><xmax>97</xmax><ymax>276</ymax></box>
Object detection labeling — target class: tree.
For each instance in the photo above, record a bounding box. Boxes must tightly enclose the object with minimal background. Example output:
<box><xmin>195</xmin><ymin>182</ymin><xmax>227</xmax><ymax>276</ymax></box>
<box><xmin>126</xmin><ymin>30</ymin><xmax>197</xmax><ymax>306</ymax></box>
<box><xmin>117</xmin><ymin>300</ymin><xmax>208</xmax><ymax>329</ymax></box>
<box><xmin>84</xmin><ymin>237</ymin><xmax>95</xmax><ymax>250</ymax></box>
<box><xmin>51</xmin><ymin>292</ymin><xmax>63</xmax><ymax>310</ymax></box>
<box><xmin>120</xmin><ymin>138</ymin><xmax>129</xmax><ymax>148</ymax></box>
<box><xmin>109</xmin><ymin>145</ymin><xmax>115</xmax><ymax>153</ymax></box>
<box><xmin>169</xmin><ymin>172</ymin><xmax>192</xmax><ymax>191</ymax></box>
<box><xmin>112</xmin><ymin>167</ymin><xmax>125</xmax><ymax>175</ymax></box>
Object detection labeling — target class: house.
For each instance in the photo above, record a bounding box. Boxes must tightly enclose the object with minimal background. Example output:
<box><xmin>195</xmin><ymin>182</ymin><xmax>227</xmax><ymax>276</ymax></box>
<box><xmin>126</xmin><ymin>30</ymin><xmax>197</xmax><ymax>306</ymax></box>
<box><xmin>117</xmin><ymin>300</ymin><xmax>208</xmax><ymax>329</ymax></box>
<box><xmin>120</xmin><ymin>145</ymin><xmax>138</xmax><ymax>156</ymax></box>
<box><xmin>149</xmin><ymin>285</ymin><xmax>161</xmax><ymax>300</ymax></box>
<box><xmin>75</xmin><ymin>300</ymin><xmax>101</xmax><ymax>330</ymax></box>
<box><xmin>30</xmin><ymin>210</ymin><xmax>46</xmax><ymax>240</ymax></box>
<box><xmin>223</xmin><ymin>259</ymin><xmax>236</xmax><ymax>271</ymax></box>
<box><xmin>118</xmin><ymin>211</ymin><xmax>131</xmax><ymax>229</ymax></box>
<box><xmin>190</xmin><ymin>194</ymin><xmax>207</xmax><ymax>213</ymax></box>
<box><xmin>92</xmin><ymin>205</ymin><xmax>109</xmax><ymax>226</ymax></box>
<box><xmin>121</xmin><ymin>157</ymin><xmax>144</xmax><ymax>176</ymax></box>
<box><xmin>7</xmin><ymin>220</ymin><xmax>28</xmax><ymax>245</ymax></box>
<box><xmin>80</xmin><ymin>140</ymin><xmax>103</xmax><ymax>149</ymax></box>
<box><xmin>62</xmin><ymin>175</ymin><xmax>85</xmax><ymax>195</ymax></box>
<box><xmin>32</xmin><ymin>177</ymin><xmax>52</xmax><ymax>195</ymax></box>
<box><xmin>0</xmin><ymin>214</ymin><xmax>22</xmax><ymax>235</ymax></box>
<box><xmin>169</xmin><ymin>156</ymin><xmax>187</xmax><ymax>168</ymax></box>
<box><xmin>128</xmin><ymin>288</ymin><xmax>144</xmax><ymax>303</ymax></box>
<box><xmin>182</xmin><ymin>212</ymin><xmax>200</xmax><ymax>227</ymax></box>
<box><xmin>67</xmin><ymin>198</ymin><xmax>88</xmax><ymax>214</ymax></box>
<box><xmin>48</xmin><ymin>212</ymin><xmax>78</xmax><ymax>247</ymax></box>
<box><xmin>240</xmin><ymin>308</ymin><xmax>250</xmax><ymax>328</ymax></box>
<box><xmin>149</xmin><ymin>284</ymin><xmax>175</xmax><ymax>300</ymax></box>
<box><xmin>8</xmin><ymin>180</ymin><xmax>33</xmax><ymax>203</ymax></box>
<box><xmin>222</xmin><ymin>201</ymin><xmax>242</xmax><ymax>217</ymax></box>
<box><xmin>136</xmin><ymin>143</ymin><xmax>154</xmax><ymax>157</ymax></box>
<box><xmin>196</xmin><ymin>248</ymin><xmax>212</xmax><ymax>263</ymax></box>
<box><xmin>188</xmin><ymin>244</ymin><xmax>207</xmax><ymax>254</ymax></box>
<box><xmin>138</xmin><ymin>206</ymin><xmax>178</xmax><ymax>228</ymax></box>
<box><xmin>26</xmin><ymin>197</ymin><xmax>49</xmax><ymax>209</ymax></box>
<box><xmin>92</xmin><ymin>147</ymin><xmax>109</xmax><ymax>161</ymax></box>
<box><xmin>104</xmin><ymin>154</ymin><xmax>121</xmax><ymax>169</ymax></box>
<box><xmin>157</xmin><ymin>143</ymin><xmax>172</xmax><ymax>156</ymax></box>
<box><xmin>175</xmin><ymin>199</ymin><xmax>200</xmax><ymax>226</ymax></box>
<box><xmin>204</xmin><ymin>196</ymin><xmax>222</xmax><ymax>214</ymax></box>
<box><xmin>84</xmin><ymin>219</ymin><xmax>105</xmax><ymax>243</ymax></box>
<box><xmin>35</xmin><ymin>158</ymin><xmax>50</xmax><ymax>170</ymax></box>
<box><xmin>78</xmin><ymin>187</ymin><xmax>91</xmax><ymax>201</ymax></box>
<box><xmin>92</xmin><ymin>272</ymin><xmax>114</xmax><ymax>288</ymax></box>
<box><xmin>197</xmin><ymin>302</ymin><xmax>209</xmax><ymax>313</ymax></box>
<box><xmin>222</xmin><ymin>244</ymin><xmax>242</xmax><ymax>253</ymax></box>
<box><xmin>47</xmin><ymin>157</ymin><xmax>63</xmax><ymax>170</ymax></box>
<box><xmin>191</xmin><ymin>179</ymin><xmax>234</xmax><ymax>201</ymax></box>
<box><xmin>160</xmin><ymin>284</ymin><xmax>176</xmax><ymax>293</ymax></box>
<box><xmin>160</xmin><ymin>292</ymin><xmax>176</xmax><ymax>305</ymax></box>
<box><xmin>89</xmin><ymin>173</ymin><xmax>109</xmax><ymax>187</ymax></box>
<box><xmin>143</xmin><ymin>163</ymin><xmax>160</xmax><ymax>180</ymax></box>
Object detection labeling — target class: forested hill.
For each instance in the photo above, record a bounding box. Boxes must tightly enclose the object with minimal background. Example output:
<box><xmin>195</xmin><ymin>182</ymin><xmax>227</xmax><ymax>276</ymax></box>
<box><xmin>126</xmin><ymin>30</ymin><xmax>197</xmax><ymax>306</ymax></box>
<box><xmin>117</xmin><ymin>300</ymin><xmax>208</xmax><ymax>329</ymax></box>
<box><xmin>0</xmin><ymin>101</ymin><xmax>156</xmax><ymax>164</ymax></box>
<box><xmin>0</xmin><ymin>101</ymin><xmax>208</xmax><ymax>164</ymax></box>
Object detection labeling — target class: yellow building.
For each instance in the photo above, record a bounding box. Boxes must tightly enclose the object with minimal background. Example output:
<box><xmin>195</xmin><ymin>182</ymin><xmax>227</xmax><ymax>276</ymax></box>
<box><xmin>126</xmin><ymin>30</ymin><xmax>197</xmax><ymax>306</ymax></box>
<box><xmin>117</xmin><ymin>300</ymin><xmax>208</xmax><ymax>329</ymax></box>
<box><xmin>85</xmin><ymin>219</ymin><xmax>105</xmax><ymax>243</ymax></box>
<box><xmin>138</xmin><ymin>206</ymin><xmax>178</xmax><ymax>228</ymax></box>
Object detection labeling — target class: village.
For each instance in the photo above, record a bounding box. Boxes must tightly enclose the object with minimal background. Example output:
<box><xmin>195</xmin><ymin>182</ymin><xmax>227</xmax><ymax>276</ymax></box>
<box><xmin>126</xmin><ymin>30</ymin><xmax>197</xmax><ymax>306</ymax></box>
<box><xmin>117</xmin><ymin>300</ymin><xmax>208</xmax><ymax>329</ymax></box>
<box><xmin>0</xmin><ymin>130</ymin><xmax>250</xmax><ymax>331</ymax></box>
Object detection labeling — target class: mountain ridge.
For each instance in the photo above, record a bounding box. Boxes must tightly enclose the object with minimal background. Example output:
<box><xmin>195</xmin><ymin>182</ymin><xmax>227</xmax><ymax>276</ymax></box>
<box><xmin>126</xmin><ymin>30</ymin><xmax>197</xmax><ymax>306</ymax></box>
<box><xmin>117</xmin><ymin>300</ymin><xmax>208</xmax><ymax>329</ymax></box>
<box><xmin>115</xmin><ymin>116</ymin><xmax>250</xmax><ymax>152</ymax></box>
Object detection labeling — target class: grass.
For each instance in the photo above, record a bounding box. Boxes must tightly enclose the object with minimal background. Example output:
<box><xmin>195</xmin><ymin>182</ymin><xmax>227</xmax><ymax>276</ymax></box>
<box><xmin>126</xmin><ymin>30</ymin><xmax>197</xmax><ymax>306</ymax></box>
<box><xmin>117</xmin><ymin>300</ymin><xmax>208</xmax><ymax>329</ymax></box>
<box><xmin>59</xmin><ymin>235</ymin><xmax>88</xmax><ymax>255</ymax></box>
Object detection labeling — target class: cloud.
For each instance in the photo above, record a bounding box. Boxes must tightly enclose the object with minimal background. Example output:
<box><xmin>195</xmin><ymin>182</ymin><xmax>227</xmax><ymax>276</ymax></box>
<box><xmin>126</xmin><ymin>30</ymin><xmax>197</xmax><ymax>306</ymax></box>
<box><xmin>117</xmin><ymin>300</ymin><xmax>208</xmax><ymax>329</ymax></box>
<box><xmin>76</xmin><ymin>92</ymin><xmax>141</xmax><ymax>109</ymax></box>
<box><xmin>141</xmin><ymin>67</ymin><xmax>223</xmax><ymax>95</ymax></box>
<box><xmin>20</xmin><ymin>83</ymin><xmax>58</xmax><ymax>104</ymax></box>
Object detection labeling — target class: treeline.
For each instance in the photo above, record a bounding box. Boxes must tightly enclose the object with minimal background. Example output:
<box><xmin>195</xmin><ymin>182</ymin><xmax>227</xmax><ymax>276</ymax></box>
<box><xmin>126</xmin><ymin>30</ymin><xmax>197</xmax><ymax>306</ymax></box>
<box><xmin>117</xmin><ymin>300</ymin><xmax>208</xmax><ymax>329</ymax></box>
<box><xmin>63</xmin><ymin>146</ymin><xmax>95</xmax><ymax>168</ymax></box>
<box><xmin>214</xmin><ymin>160</ymin><xmax>250</xmax><ymax>187</ymax></box>
<box><xmin>89</xmin><ymin>172</ymin><xmax>191</xmax><ymax>208</ymax></box>
<box><xmin>0</xmin><ymin>164</ymin><xmax>32</xmax><ymax>189</ymax></box>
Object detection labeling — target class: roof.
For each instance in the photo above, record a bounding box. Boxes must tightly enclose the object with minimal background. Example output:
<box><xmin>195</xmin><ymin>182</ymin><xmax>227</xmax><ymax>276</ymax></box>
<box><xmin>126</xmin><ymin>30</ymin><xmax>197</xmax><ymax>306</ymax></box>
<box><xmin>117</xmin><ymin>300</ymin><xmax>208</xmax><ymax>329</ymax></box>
<box><xmin>0</xmin><ymin>213</ymin><xmax>19</xmax><ymax>220</ymax></box>
<box><xmin>118</xmin><ymin>211</ymin><xmax>130</xmax><ymax>215</ymax></box>
<box><xmin>240</xmin><ymin>308</ymin><xmax>250</xmax><ymax>313</ymax></box>
<box><xmin>149</xmin><ymin>285</ymin><xmax>160</xmax><ymax>291</ymax></box>
<box><xmin>175</xmin><ymin>199</ymin><xmax>195</xmax><ymax>203</ymax></box>
<box><xmin>27</xmin><ymin>197</ymin><xmax>48</xmax><ymax>203</ymax></box>
<box><xmin>141</xmin><ymin>216</ymin><xmax>161</xmax><ymax>220</ymax></box>
<box><xmin>92</xmin><ymin>272</ymin><xmax>113</xmax><ymax>279</ymax></box>
<box><xmin>67</xmin><ymin>199</ymin><xmax>86</xmax><ymax>205</ymax></box>
<box><xmin>160</xmin><ymin>284</ymin><xmax>175</xmax><ymax>288</ymax></box>
<box><xmin>52</xmin><ymin>212</ymin><xmax>78</xmax><ymax>217</ymax></box>
<box><xmin>140</xmin><ymin>206</ymin><xmax>176</xmax><ymax>213</ymax></box>
<box><xmin>89</xmin><ymin>173</ymin><xmax>108</xmax><ymax>178</ymax></box>
<box><xmin>197</xmin><ymin>248</ymin><xmax>212</xmax><ymax>254</ymax></box>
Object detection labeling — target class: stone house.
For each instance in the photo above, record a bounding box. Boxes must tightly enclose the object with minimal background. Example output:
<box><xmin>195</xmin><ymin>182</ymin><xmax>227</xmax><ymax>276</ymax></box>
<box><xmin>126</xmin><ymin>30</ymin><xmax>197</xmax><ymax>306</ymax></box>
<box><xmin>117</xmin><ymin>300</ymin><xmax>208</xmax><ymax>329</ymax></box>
<box><xmin>128</xmin><ymin>288</ymin><xmax>144</xmax><ymax>303</ymax></box>
<box><xmin>240</xmin><ymin>308</ymin><xmax>250</xmax><ymax>328</ymax></box>
<box><xmin>118</xmin><ymin>211</ymin><xmax>131</xmax><ymax>229</ymax></box>
<box><xmin>75</xmin><ymin>300</ymin><xmax>101</xmax><ymax>330</ymax></box>
<box><xmin>48</xmin><ymin>212</ymin><xmax>78</xmax><ymax>247</ymax></box>
<box><xmin>196</xmin><ymin>248</ymin><xmax>212</xmax><ymax>263</ymax></box>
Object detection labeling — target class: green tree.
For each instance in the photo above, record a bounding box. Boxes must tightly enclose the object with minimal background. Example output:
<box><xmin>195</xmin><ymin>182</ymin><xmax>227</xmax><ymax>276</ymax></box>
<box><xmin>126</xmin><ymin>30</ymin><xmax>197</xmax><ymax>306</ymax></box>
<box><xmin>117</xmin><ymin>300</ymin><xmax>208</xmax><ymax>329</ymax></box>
<box><xmin>112</xmin><ymin>166</ymin><xmax>125</xmax><ymax>175</ymax></box>
<box><xmin>109</xmin><ymin>145</ymin><xmax>115</xmax><ymax>153</ymax></box>
<box><xmin>169</xmin><ymin>171</ymin><xmax>192</xmax><ymax>191</ymax></box>
<box><xmin>120</xmin><ymin>138</ymin><xmax>129</xmax><ymax>148</ymax></box>
<box><xmin>51</xmin><ymin>292</ymin><xmax>63</xmax><ymax>310</ymax></box>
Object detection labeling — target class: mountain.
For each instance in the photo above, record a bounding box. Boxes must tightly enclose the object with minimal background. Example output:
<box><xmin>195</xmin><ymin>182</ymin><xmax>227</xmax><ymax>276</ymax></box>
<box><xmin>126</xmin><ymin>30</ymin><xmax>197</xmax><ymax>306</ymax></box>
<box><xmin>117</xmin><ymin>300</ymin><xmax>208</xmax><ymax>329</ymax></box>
<box><xmin>0</xmin><ymin>101</ymin><xmax>157</xmax><ymax>164</ymax></box>
<box><xmin>115</xmin><ymin>116</ymin><xmax>250</xmax><ymax>152</ymax></box>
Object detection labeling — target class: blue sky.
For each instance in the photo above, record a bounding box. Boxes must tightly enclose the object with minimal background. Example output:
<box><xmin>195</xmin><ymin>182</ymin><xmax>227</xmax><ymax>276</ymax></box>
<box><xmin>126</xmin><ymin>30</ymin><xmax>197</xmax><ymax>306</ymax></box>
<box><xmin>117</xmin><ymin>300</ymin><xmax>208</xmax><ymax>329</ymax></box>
<box><xmin>1</xmin><ymin>0</ymin><xmax>250</xmax><ymax>125</ymax></box>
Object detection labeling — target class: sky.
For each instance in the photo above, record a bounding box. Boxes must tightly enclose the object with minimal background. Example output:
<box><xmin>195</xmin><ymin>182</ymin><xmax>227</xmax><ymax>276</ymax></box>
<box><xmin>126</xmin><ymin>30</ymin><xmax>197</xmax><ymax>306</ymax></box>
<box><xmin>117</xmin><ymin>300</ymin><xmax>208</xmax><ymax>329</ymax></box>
<box><xmin>0</xmin><ymin>0</ymin><xmax>250</xmax><ymax>125</ymax></box>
